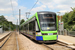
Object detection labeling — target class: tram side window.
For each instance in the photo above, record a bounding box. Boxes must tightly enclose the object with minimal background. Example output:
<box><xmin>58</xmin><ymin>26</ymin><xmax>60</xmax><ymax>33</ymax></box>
<box><xmin>29</xmin><ymin>21</ymin><xmax>35</xmax><ymax>31</ymax></box>
<box><xmin>24</xmin><ymin>25</ymin><xmax>26</xmax><ymax>31</ymax></box>
<box><xmin>33</xmin><ymin>21</ymin><xmax>35</xmax><ymax>31</ymax></box>
<box><xmin>20</xmin><ymin>26</ymin><xmax>23</xmax><ymax>33</ymax></box>
<box><xmin>25</xmin><ymin>24</ymin><xmax>27</xmax><ymax>31</ymax></box>
<box><xmin>29</xmin><ymin>22</ymin><xmax>33</xmax><ymax>31</ymax></box>
<box><xmin>26</xmin><ymin>24</ymin><xmax>28</xmax><ymax>31</ymax></box>
<box><xmin>22</xmin><ymin>25</ymin><xmax>24</xmax><ymax>31</ymax></box>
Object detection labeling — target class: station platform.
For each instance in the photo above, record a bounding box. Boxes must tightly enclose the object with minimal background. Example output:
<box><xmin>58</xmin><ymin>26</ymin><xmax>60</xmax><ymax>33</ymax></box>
<box><xmin>58</xmin><ymin>35</ymin><xmax>75</xmax><ymax>47</ymax></box>
<box><xmin>0</xmin><ymin>31</ymin><xmax>11</xmax><ymax>40</ymax></box>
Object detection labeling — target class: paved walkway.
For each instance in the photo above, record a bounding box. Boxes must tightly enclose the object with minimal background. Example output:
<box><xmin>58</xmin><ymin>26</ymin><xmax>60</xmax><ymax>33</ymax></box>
<box><xmin>0</xmin><ymin>32</ymin><xmax>11</xmax><ymax>39</ymax></box>
<box><xmin>58</xmin><ymin>35</ymin><xmax>75</xmax><ymax>45</ymax></box>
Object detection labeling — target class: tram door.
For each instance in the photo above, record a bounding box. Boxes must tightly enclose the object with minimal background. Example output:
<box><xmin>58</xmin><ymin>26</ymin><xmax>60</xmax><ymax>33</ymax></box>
<box><xmin>29</xmin><ymin>20</ymin><xmax>36</xmax><ymax>40</ymax></box>
<box><xmin>33</xmin><ymin>21</ymin><xmax>36</xmax><ymax>40</ymax></box>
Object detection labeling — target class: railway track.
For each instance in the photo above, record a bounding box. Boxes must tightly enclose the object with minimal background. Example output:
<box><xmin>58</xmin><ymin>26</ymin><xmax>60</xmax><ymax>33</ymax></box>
<box><xmin>57</xmin><ymin>41</ymin><xmax>75</xmax><ymax>50</ymax></box>
<box><xmin>42</xmin><ymin>41</ymin><xmax>75</xmax><ymax>50</ymax></box>
<box><xmin>0</xmin><ymin>32</ymin><xmax>19</xmax><ymax>50</ymax></box>
<box><xmin>2</xmin><ymin>32</ymin><xmax>74</xmax><ymax>50</ymax></box>
<box><xmin>0</xmin><ymin>32</ymin><xmax>12</xmax><ymax>48</ymax></box>
<box><xmin>21</xmin><ymin>33</ymin><xmax>75</xmax><ymax>50</ymax></box>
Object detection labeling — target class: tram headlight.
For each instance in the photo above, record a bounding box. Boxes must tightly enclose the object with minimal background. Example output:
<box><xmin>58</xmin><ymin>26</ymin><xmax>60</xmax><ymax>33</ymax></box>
<box><xmin>53</xmin><ymin>33</ymin><xmax>57</xmax><ymax>35</ymax></box>
<box><xmin>36</xmin><ymin>32</ymin><xmax>42</xmax><ymax>35</ymax></box>
<box><xmin>42</xmin><ymin>33</ymin><xmax>48</xmax><ymax>35</ymax></box>
<box><xmin>36</xmin><ymin>32</ymin><xmax>38</xmax><ymax>34</ymax></box>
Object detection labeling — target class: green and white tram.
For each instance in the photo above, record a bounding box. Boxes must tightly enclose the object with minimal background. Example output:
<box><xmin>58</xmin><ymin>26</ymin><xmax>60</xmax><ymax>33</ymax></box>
<box><xmin>20</xmin><ymin>11</ymin><xmax>58</xmax><ymax>43</ymax></box>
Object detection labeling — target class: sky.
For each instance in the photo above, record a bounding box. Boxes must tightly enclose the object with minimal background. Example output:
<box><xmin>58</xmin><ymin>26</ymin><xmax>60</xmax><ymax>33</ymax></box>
<box><xmin>0</xmin><ymin>0</ymin><xmax>75</xmax><ymax>24</ymax></box>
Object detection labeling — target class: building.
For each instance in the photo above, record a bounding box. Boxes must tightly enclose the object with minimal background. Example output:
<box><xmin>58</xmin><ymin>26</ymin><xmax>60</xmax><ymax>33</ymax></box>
<box><xmin>0</xmin><ymin>25</ymin><xmax>3</xmax><ymax>33</ymax></box>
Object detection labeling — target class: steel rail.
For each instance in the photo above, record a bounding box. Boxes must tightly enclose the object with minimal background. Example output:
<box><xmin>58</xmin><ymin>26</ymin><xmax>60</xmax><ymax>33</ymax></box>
<box><xmin>42</xmin><ymin>41</ymin><xmax>75</xmax><ymax>50</ymax></box>
<box><xmin>57</xmin><ymin>41</ymin><xmax>75</xmax><ymax>50</ymax></box>
<box><xmin>0</xmin><ymin>32</ymin><xmax>12</xmax><ymax>48</ymax></box>
<box><xmin>42</xmin><ymin>43</ymin><xmax>53</xmax><ymax>50</ymax></box>
<box><xmin>0</xmin><ymin>32</ymin><xmax>11</xmax><ymax>42</ymax></box>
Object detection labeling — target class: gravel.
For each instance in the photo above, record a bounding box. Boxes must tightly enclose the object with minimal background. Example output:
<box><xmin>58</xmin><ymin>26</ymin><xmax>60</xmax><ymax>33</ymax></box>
<box><xmin>17</xmin><ymin>33</ymin><xmax>49</xmax><ymax>50</ymax></box>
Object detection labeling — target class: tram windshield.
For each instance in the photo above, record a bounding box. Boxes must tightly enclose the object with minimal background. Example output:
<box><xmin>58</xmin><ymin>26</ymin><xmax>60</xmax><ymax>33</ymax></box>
<box><xmin>38</xmin><ymin>14</ymin><xmax>56</xmax><ymax>31</ymax></box>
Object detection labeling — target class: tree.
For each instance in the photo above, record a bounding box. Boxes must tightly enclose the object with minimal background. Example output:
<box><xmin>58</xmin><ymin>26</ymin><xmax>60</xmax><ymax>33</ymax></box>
<box><xmin>20</xmin><ymin>19</ymin><xmax>25</xmax><ymax>24</ymax></box>
<box><xmin>62</xmin><ymin>7</ymin><xmax>75</xmax><ymax>31</ymax></box>
<box><xmin>20</xmin><ymin>19</ymin><xmax>25</xmax><ymax>30</ymax></box>
<box><xmin>0</xmin><ymin>15</ymin><xmax>16</xmax><ymax>31</ymax></box>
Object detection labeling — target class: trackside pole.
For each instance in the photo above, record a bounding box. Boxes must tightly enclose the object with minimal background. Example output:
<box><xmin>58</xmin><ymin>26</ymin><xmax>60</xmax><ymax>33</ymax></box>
<box><xmin>19</xmin><ymin>9</ymin><xmax>21</xmax><ymax>34</ymax></box>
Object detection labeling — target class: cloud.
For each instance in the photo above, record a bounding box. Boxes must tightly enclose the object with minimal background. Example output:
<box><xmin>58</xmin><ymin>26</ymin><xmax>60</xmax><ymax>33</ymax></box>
<box><xmin>0</xmin><ymin>0</ymin><xmax>18</xmax><ymax>8</ymax></box>
<box><xmin>56</xmin><ymin>5</ymin><xmax>69</xmax><ymax>10</ymax></box>
<box><xmin>32</xmin><ymin>5</ymin><xmax>46</xmax><ymax>11</ymax></box>
<box><xmin>1</xmin><ymin>0</ymin><xmax>75</xmax><ymax>24</ymax></box>
<box><xmin>5</xmin><ymin>15</ymin><xmax>16</xmax><ymax>24</ymax></box>
<box><xmin>59</xmin><ymin>10</ymin><xmax>68</xmax><ymax>13</ymax></box>
<box><xmin>30</xmin><ymin>5</ymin><xmax>46</xmax><ymax>15</ymax></box>
<box><xmin>5</xmin><ymin>15</ymin><xmax>15</xmax><ymax>21</ymax></box>
<box><xmin>0</xmin><ymin>0</ymin><xmax>27</xmax><ymax>24</ymax></box>
<box><xmin>37</xmin><ymin>0</ymin><xmax>75</xmax><ymax>15</ymax></box>
<box><xmin>16</xmin><ymin>15</ymin><xmax>26</xmax><ymax>20</ymax></box>
<box><xmin>73</xmin><ymin>1</ymin><xmax>75</xmax><ymax>3</ymax></box>
<box><xmin>4</xmin><ymin>13</ymin><xmax>27</xmax><ymax>24</ymax></box>
<box><xmin>0</xmin><ymin>8</ymin><xmax>12</xmax><ymax>14</ymax></box>
<box><xmin>0</xmin><ymin>0</ymin><xmax>19</xmax><ymax>24</ymax></box>
<box><xmin>0</xmin><ymin>0</ymin><xmax>18</xmax><ymax>15</ymax></box>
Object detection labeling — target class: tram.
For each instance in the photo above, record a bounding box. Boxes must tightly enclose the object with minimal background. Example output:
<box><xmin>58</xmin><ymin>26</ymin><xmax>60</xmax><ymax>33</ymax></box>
<box><xmin>20</xmin><ymin>11</ymin><xmax>58</xmax><ymax>43</ymax></box>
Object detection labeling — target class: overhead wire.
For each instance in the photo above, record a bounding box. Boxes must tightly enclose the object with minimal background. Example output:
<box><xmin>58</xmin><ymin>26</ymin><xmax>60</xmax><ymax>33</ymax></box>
<box><xmin>28</xmin><ymin>0</ymin><xmax>39</xmax><ymax>18</ymax></box>
<box><xmin>10</xmin><ymin>0</ymin><xmax>14</xmax><ymax>17</ymax></box>
<box><xmin>10</xmin><ymin>0</ymin><xmax>38</xmax><ymax>19</ymax></box>
<box><xmin>29</xmin><ymin>0</ymin><xmax>39</xmax><ymax>12</ymax></box>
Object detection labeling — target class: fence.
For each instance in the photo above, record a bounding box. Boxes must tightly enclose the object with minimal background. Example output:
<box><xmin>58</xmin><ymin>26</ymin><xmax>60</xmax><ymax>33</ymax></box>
<box><xmin>58</xmin><ymin>29</ymin><xmax>75</xmax><ymax>37</ymax></box>
<box><xmin>68</xmin><ymin>31</ymin><xmax>75</xmax><ymax>36</ymax></box>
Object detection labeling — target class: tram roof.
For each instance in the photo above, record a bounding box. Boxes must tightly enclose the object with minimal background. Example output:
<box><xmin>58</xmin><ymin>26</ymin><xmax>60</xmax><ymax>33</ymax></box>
<box><xmin>37</xmin><ymin>11</ymin><xmax>56</xmax><ymax>14</ymax></box>
<box><xmin>20</xmin><ymin>13</ymin><xmax>36</xmax><ymax>27</ymax></box>
<box><xmin>20</xmin><ymin>11</ymin><xmax>56</xmax><ymax>27</ymax></box>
